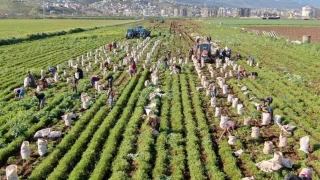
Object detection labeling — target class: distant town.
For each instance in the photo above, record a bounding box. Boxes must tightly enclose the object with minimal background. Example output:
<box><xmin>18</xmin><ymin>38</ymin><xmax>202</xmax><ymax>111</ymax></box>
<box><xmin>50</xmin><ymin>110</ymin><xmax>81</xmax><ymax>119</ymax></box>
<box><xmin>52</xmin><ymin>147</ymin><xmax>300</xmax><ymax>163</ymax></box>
<box><xmin>4</xmin><ymin>0</ymin><xmax>320</xmax><ymax>19</ymax></box>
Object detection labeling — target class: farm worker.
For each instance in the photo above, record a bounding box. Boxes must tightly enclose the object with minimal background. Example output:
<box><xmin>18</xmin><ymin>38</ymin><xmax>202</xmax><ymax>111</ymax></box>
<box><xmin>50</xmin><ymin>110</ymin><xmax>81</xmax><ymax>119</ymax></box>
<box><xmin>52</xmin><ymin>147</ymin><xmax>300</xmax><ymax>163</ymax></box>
<box><xmin>103</xmin><ymin>59</ymin><xmax>109</xmax><ymax>70</ymax></box>
<box><xmin>219</xmin><ymin>120</ymin><xmax>237</xmax><ymax>141</ymax></box>
<box><xmin>72</xmin><ymin>77</ymin><xmax>78</xmax><ymax>93</ymax></box>
<box><xmin>237</xmin><ymin>69</ymin><xmax>247</xmax><ymax>79</ymax></box>
<box><xmin>188</xmin><ymin>48</ymin><xmax>193</xmax><ymax>60</ymax></box>
<box><xmin>112</xmin><ymin>41</ymin><xmax>117</xmax><ymax>49</ymax></box>
<box><xmin>250</xmin><ymin>72</ymin><xmax>258</xmax><ymax>79</ymax></box>
<box><xmin>108</xmin><ymin>43</ymin><xmax>112</xmax><ymax>51</ymax></box>
<box><xmin>260</xmin><ymin>97</ymin><xmax>273</xmax><ymax>105</ymax></box>
<box><xmin>76</xmin><ymin>68</ymin><xmax>83</xmax><ymax>79</ymax></box>
<box><xmin>40</xmin><ymin>76</ymin><xmax>48</xmax><ymax>89</ymax></box>
<box><xmin>48</xmin><ymin>67</ymin><xmax>57</xmax><ymax>77</ymax></box>
<box><xmin>167</xmin><ymin>51</ymin><xmax>171</xmax><ymax>60</ymax></box>
<box><xmin>236</xmin><ymin>53</ymin><xmax>242</xmax><ymax>60</ymax></box>
<box><xmin>179</xmin><ymin>33</ymin><xmax>182</xmax><ymax>39</ymax></box>
<box><xmin>14</xmin><ymin>87</ymin><xmax>25</xmax><ymax>100</ymax></box>
<box><xmin>206</xmin><ymin>36</ymin><xmax>211</xmax><ymax>42</ymax></box>
<box><xmin>105</xmin><ymin>75</ymin><xmax>114</xmax><ymax>88</ymax></box>
<box><xmin>227</xmin><ymin>49</ymin><xmax>232</xmax><ymax>58</ymax></box>
<box><xmin>34</xmin><ymin>92</ymin><xmax>46</xmax><ymax>110</ymax></box>
<box><xmin>171</xmin><ymin>64</ymin><xmax>181</xmax><ymax>74</ymax></box>
<box><xmin>258</xmin><ymin>105</ymin><xmax>274</xmax><ymax>121</ymax></box>
<box><xmin>90</xmin><ymin>75</ymin><xmax>100</xmax><ymax>87</ymax></box>
<box><xmin>285</xmin><ymin>168</ymin><xmax>312</xmax><ymax>180</ymax></box>
<box><xmin>163</xmin><ymin>57</ymin><xmax>169</xmax><ymax>70</ymax></box>
<box><xmin>27</xmin><ymin>71</ymin><xmax>37</xmax><ymax>88</ymax></box>
<box><xmin>196</xmin><ymin>37</ymin><xmax>200</xmax><ymax>44</ymax></box>
<box><xmin>106</xmin><ymin>87</ymin><xmax>115</xmax><ymax>108</ymax></box>
<box><xmin>209</xmin><ymin>84</ymin><xmax>217</xmax><ymax>97</ymax></box>
<box><xmin>129</xmin><ymin>60</ymin><xmax>136</xmax><ymax>78</ymax></box>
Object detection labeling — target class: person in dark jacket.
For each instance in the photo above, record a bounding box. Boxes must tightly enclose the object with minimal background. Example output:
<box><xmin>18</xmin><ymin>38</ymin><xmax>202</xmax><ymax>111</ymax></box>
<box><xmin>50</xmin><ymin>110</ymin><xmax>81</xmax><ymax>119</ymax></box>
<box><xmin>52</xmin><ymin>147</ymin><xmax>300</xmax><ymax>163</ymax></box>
<box><xmin>76</xmin><ymin>68</ymin><xmax>83</xmax><ymax>79</ymax></box>
<box><xmin>34</xmin><ymin>92</ymin><xmax>46</xmax><ymax>109</ymax></box>
<box><xmin>106</xmin><ymin>75</ymin><xmax>114</xmax><ymax>88</ymax></box>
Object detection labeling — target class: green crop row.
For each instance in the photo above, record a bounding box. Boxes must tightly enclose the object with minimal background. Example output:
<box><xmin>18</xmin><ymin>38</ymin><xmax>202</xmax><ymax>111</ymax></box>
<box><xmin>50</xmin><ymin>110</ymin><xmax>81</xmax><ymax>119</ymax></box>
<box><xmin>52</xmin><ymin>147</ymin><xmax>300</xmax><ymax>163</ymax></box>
<box><xmin>109</xmin><ymin>87</ymin><xmax>154</xmax><ymax>179</ymax></box>
<box><xmin>187</xmin><ymin>69</ymin><xmax>226</xmax><ymax>179</ymax></box>
<box><xmin>86</xmin><ymin>70</ymin><xmax>148</xmax><ymax>180</ymax></box>
<box><xmin>152</xmin><ymin>73</ymin><xmax>172</xmax><ymax>179</ymax></box>
<box><xmin>180</xmin><ymin>74</ymin><xmax>206</xmax><ymax>179</ymax></box>
<box><xmin>169</xmin><ymin>75</ymin><xmax>186</xmax><ymax>180</ymax></box>
<box><xmin>28</xmin><ymin>70</ymin><xmax>125</xmax><ymax>179</ymax></box>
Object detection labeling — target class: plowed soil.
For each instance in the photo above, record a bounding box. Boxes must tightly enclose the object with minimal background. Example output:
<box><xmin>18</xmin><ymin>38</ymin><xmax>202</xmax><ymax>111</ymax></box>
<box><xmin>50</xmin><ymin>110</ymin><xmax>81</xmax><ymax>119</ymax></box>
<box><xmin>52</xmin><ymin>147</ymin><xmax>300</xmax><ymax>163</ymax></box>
<box><xmin>245</xmin><ymin>26</ymin><xmax>320</xmax><ymax>43</ymax></box>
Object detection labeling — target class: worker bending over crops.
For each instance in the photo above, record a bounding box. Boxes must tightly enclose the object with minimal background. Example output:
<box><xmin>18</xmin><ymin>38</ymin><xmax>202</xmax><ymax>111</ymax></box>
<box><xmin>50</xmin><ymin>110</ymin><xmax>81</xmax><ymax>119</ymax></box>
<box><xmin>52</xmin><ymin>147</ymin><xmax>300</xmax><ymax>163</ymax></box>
<box><xmin>142</xmin><ymin>113</ymin><xmax>160</xmax><ymax>131</ymax></box>
<box><xmin>249</xmin><ymin>72</ymin><xmax>258</xmax><ymax>79</ymax></box>
<box><xmin>14</xmin><ymin>87</ymin><xmax>25</xmax><ymax>100</ymax></box>
<box><xmin>48</xmin><ymin>66</ymin><xmax>57</xmax><ymax>77</ymax></box>
<box><xmin>34</xmin><ymin>92</ymin><xmax>46</xmax><ymax>110</ymax></box>
<box><xmin>219</xmin><ymin>120</ymin><xmax>237</xmax><ymax>141</ymax></box>
<box><xmin>170</xmin><ymin>64</ymin><xmax>181</xmax><ymax>75</ymax></box>
<box><xmin>90</xmin><ymin>75</ymin><xmax>100</xmax><ymax>87</ymax></box>
<box><xmin>258</xmin><ymin>104</ymin><xmax>274</xmax><ymax>122</ymax></box>
<box><xmin>237</xmin><ymin>69</ymin><xmax>247</xmax><ymax>80</ymax></box>
<box><xmin>236</xmin><ymin>53</ymin><xmax>242</xmax><ymax>60</ymax></box>
<box><xmin>260</xmin><ymin>96</ymin><xmax>273</xmax><ymax>105</ymax></box>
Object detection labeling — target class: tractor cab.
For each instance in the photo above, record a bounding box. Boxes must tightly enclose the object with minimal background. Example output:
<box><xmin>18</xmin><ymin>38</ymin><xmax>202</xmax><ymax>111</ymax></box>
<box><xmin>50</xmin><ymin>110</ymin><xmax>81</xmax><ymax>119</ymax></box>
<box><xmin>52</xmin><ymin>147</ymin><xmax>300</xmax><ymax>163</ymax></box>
<box><xmin>135</xmin><ymin>26</ymin><xmax>143</xmax><ymax>32</ymax></box>
<box><xmin>195</xmin><ymin>42</ymin><xmax>212</xmax><ymax>63</ymax></box>
<box><xmin>126</xmin><ymin>28</ymin><xmax>135</xmax><ymax>39</ymax></box>
<box><xmin>200</xmin><ymin>43</ymin><xmax>211</xmax><ymax>58</ymax></box>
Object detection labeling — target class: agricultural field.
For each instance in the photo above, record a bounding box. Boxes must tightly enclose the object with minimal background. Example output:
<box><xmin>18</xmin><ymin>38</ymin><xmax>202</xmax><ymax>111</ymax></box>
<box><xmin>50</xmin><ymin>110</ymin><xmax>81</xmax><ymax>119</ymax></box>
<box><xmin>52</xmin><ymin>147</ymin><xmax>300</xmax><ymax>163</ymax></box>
<box><xmin>244</xmin><ymin>26</ymin><xmax>320</xmax><ymax>43</ymax></box>
<box><xmin>204</xmin><ymin>17</ymin><xmax>320</xmax><ymax>26</ymax></box>
<box><xmin>0</xmin><ymin>18</ymin><xmax>320</xmax><ymax>180</ymax></box>
<box><xmin>0</xmin><ymin>19</ymin><xmax>137</xmax><ymax>39</ymax></box>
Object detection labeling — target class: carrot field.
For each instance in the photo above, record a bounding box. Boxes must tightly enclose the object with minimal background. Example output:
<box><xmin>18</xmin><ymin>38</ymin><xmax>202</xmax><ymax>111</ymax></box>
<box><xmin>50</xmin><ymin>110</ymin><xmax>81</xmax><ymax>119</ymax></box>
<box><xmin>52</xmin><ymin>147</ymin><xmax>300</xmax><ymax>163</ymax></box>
<box><xmin>0</xmin><ymin>19</ymin><xmax>319</xmax><ymax>180</ymax></box>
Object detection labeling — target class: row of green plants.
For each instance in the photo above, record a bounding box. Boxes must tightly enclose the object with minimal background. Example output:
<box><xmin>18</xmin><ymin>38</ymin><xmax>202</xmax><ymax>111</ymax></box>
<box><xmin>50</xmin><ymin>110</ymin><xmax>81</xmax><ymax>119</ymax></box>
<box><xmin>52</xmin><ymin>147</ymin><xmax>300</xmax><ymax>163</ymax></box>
<box><xmin>168</xmin><ymin>75</ymin><xmax>186</xmax><ymax>179</ymax></box>
<box><xmin>109</xmin><ymin>87</ymin><xmax>154</xmax><ymax>179</ymax></box>
<box><xmin>0</xmin><ymin>92</ymin><xmax>77</xmax><ymax>165</ymax></box>
<box><xmin>28</xmin><ymin>69</ymin><xmax>128</xmax><ymax>179</ymax></box>
<box><xmin>86</xmin><ymin>70</ymin><xmax>149</xmax><ymax>180</ymax></box>
<box><xmin>186</xmin><ymin>69</ymin><xmax>226</xmax><ymax>179</ymax></box>
<box><xmin>130</xmin><ymin>95</ymin><xmax>161</xmax><ymax>180</ymax></box>
<box><xmin>152</xmin><ymin>73</ymin><xmax>172</xmax><ymax>179</ymax></box>
<box><xmin>0</xmin><ymin>23</ymin><xmax>132</xmax><ymax>101</ymax></box>
<box><xmin>179</xmin><ymin>74</ymin><xmax>206</xmax><ymax>179</ymax></box>
<box><xmin>0</xmin><ymin>21</ymin><xmax>137</xmax><ymax>46</ymax></box>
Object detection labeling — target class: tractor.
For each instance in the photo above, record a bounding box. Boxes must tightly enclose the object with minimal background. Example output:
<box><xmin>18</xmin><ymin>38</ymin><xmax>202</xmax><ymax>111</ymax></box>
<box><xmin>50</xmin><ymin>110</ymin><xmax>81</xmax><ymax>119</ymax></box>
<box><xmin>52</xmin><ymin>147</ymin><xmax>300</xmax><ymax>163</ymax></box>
<box><xmin>194</xmin><ymin>42</ymin><xmax>213</xmax><ymax>63</ymax></box>
<box><xmin>126</xmin><ymin>28</ymin><xmax>135</xmax><ymax>39</ymax></box>
<box><xmin>138</xmin><ymin>28</ymin><xmax>151</xmax><ymax>39</ymax></box>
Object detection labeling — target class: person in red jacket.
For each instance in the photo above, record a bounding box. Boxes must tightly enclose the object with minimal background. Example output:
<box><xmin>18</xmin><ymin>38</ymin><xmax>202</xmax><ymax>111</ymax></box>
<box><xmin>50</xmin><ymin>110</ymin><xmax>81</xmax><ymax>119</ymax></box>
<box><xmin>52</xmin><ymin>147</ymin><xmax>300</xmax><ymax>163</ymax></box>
<box><xmin>129</xmin><ymin>60</ymin><xmax>136</xmax><ymax>78</ymax></box>
<box><xmin>108</xmin><ymin>43</ymin><xmax>112</xmax><ymax>51</ymax></box>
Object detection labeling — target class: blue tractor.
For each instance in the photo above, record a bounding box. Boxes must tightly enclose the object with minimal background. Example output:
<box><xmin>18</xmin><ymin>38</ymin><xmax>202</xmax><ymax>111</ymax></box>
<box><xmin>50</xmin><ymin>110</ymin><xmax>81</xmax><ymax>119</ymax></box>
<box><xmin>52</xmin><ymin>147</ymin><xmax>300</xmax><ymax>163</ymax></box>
<box><xmin>135</xmin><ymin>26</ymin><xmax>151</xmax><ymax>39</ymax></box>
<box><xmin>126</xmin><ymin>28</ymin><xmax>135</xmax><ymax>39</ymax></box>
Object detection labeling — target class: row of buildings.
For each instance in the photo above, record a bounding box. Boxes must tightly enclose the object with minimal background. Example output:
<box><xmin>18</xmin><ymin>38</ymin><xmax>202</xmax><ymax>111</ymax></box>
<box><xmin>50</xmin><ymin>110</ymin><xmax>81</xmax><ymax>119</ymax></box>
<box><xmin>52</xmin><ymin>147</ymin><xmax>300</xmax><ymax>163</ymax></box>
<box><xmin>26</xmin><ymin>0</ymin><xmax>320</xmax><ymax>19</ymax></box>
